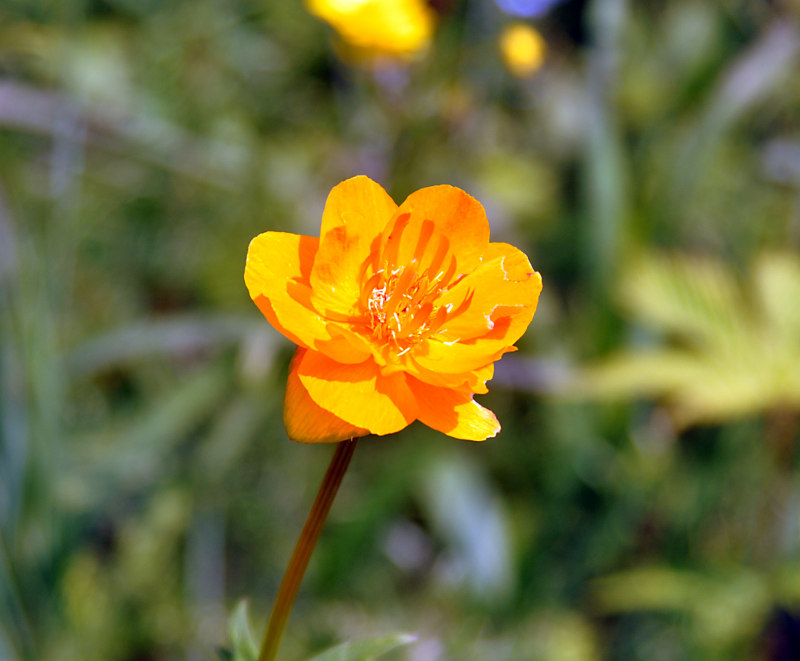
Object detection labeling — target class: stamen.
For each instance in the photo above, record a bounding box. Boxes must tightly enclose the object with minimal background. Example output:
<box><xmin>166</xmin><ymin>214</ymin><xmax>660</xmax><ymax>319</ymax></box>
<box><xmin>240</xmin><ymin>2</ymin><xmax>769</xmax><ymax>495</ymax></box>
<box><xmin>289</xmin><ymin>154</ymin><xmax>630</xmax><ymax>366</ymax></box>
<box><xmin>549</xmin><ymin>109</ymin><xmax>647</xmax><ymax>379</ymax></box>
<box><xmin>361</xmin><ymin>220</ymin><xmax>460</xmax><ymax>361</ymax></box>
<box><xmin>360</xmin><ymin>270</ymin><xmax>384</xmax><ymax>309</ymax></box>
<box><xmin>383</xmin><ymin>266</ymin><xmax>416</xmax><ymax>317</ymax></box>
<box><xmin>402</xmin><ymin>301</ymin><xmax>433</xmax><ymax>336</ymax></box>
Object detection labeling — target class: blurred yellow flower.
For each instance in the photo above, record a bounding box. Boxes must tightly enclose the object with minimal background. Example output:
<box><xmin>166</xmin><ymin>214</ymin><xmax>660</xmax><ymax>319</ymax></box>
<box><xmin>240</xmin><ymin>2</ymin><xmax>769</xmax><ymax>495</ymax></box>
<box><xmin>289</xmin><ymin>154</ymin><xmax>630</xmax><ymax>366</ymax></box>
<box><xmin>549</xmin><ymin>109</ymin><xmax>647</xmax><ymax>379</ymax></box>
<box><xmin>307</xmin><ymin>0</ymin><xmax>435</xmax><ymax>62</ymax></box>
<box><xmin>500</xmin><ymin>23</ymin><xmax>546</xmax><ymax>77</ymax></box>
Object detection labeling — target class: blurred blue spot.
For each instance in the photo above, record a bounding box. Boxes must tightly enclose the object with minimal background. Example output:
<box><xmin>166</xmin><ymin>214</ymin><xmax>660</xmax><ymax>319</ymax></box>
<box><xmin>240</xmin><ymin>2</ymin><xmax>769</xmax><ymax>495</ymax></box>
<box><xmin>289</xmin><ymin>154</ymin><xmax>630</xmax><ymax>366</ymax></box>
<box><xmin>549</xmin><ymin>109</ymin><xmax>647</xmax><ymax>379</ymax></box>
<box><xmin>495</xmin><ymin>0</ymin><xmax>563</xmax><ymax>18</ymax></box>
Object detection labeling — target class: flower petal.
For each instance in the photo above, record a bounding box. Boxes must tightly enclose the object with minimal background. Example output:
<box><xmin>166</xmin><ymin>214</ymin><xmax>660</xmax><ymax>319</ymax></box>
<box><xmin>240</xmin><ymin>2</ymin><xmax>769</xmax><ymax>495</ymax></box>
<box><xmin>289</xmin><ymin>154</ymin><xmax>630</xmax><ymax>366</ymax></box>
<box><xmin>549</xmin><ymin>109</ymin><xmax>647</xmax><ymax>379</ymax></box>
<box><xmin>284</xmin><ymin>348</ymin><xmax>369</xmax><ymax>443</ymax></box>
<box><xmin>308</xmin><ymin>0</ymin><xmax>435</xmax><ymax>58</ymax></box>
<box><xmin>245</xmin><ymin>232</ymin><xmax>371</xmax><ymax>364</ymax></box>
<box><xmin>438</xmin><ymin>242</ymin><xmax>542</xmax><ymax>343</ymax></box>
<box><xmin>296</xmin><ymin>350</ymin><xmax>417</xmax><ymax>435</ymax></box>
<box><xmin>412</xmin><ymin>337</ymin><xmax>512</xmax><ymax>376</ymax></box>
<box><xmin>408</xmin><ymin>359</ymin><xmax>494</xmax><ymax>394</ymax></box>
<box><xmin>310</xmin><ymin>176</ymin><xmax>398</xmax><ymax>317</ymax></box>
<box><xmin>408</xmin><ymin>377</ymin><xmax>500</xmax><ymax>441</ymax></box>
<box><xmin>410</xmin><ymin>242</ymin><xmax>542</xmax><ymax>374</ymax></box>
<box><xmin>245</xmin><ymin>232</ymin><xmax>330</xmax><ymax>349</ymax></box>
<box><xmin>393</xmin><ymin>185</ymin><xmax>491</xmax><ymax>277</ymax></box>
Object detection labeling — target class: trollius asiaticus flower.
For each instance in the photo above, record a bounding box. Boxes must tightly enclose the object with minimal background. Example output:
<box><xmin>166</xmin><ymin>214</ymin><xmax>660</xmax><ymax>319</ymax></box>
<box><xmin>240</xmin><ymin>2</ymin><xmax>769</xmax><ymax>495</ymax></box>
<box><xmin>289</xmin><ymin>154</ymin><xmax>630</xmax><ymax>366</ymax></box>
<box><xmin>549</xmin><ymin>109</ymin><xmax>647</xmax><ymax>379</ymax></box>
<box><xmin>245</xmin><ymin>176</ymin><xmax>542</xmax><ymax>442</ymax></box>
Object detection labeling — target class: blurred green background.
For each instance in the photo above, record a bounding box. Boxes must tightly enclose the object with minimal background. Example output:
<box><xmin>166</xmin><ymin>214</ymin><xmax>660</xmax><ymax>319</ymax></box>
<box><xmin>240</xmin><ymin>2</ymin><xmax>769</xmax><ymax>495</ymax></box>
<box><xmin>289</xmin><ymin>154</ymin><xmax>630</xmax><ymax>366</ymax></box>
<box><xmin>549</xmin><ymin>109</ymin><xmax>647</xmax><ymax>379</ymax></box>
<box><xmin>3</xmin><ymin>0</ymin><xmax>800</xmax><ymax>659</ymax></box>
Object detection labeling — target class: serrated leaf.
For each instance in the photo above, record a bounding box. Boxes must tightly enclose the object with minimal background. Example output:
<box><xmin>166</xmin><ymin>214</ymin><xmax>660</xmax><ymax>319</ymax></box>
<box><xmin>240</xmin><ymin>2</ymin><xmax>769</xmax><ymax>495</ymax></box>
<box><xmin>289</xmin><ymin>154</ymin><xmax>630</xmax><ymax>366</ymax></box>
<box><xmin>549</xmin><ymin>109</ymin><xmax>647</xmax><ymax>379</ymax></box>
<box><xmin>306</xmin><ymin>633</ymin><xmax>417</xmax><ymax>661</ymax></box>
<box><xmin>619</xmin><ymin>254</ymin><xmax>746</xmax><ymax>346</ymax></box>
<box><xmin>575</xmin><ymin>252</ymin><xmax>800</xmax><ymax>427</ymax></box>
<box><xmin>228</xmin><ymin>601</ymin><xmax>258</xmax><ymax>661</ymax></box>
<box><xmin>754</xmin><ymin>252</ymin><xmax>800</xmax><ymax>340</ymax></box>
<box><xmin>575</xmin><ymin>351</ymin><xmax>704</xmax><ymax>399</ymax></box>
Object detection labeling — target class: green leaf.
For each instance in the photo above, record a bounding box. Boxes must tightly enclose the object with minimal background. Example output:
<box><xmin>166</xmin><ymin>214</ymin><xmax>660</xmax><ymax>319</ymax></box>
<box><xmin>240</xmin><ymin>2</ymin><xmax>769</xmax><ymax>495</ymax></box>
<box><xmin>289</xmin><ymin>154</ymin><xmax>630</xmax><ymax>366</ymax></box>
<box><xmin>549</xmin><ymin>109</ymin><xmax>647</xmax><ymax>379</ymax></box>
<box><xmin>228</xmin><ymin>601</ymin><xmax>258</xmax><ymax>661</ymax></box>
<box><xmin>574</xmin><ymin>252</ymin><xmax>800</xmax><ymax>427</ymax></box>
<box><xmin>592</xmin><ymin>566</ymin><xmax>771</xmax><ymax>650</ymax></box>
<box><xmin>754</xmin><ymin>252</ymin><xmax>800</xmax><ymax>340</ymax></box>
<box><xmin>306</xmin><ymin>633</ymin><xmax>417</xmax><ymax>661</ymax></box>
<box><xmin>619</xmin><ymin>254</ymin><xmax>746</xmax><ymax>346</ymax></box>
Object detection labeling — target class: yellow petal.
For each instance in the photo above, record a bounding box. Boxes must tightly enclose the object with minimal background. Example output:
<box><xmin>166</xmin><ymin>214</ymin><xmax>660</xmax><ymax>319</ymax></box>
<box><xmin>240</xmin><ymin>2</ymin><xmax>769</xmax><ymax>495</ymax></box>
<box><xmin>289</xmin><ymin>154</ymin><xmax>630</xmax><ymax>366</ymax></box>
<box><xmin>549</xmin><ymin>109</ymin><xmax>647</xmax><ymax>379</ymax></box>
<box><xmin>408</xmin><ymin>359</ymin><xmax>494</xmax><ymax>394</ymax></box>
<box><xmin>438</xmin><ymin>242</ymin><xmax>542</xmax><ymax>342</ymax></box>
<box><xmin>284</xmin><ymin>348</ymin><xmax>369</xmax><ymax>443</ymax></box>
<box><xmin>393</xmin><ymin>185</ymin><xmax>491</xmax><ymax>277</ymax></box>
<box><xmin>413</xmin><ymin>337</ymin><xmax>512</xmax><ymax>376</ymax></box>
<box><xmin>310</xmin><ymin>175</ymin><xmax>398</xmax><ymax>318</ymax></box>
<box><xmin>244</xmin><ymin>232</ymin><xmax>328</xmax><ymax>349</ymax></box>
<box><xmin>296</xmin><ymin>350</ymin><xmax>417</xmax><ymax>435</ymax></box>
<box><xmin>307</xmin><ymin>0</ymin><xmax>435</xmax><ymax>59</ymax></box>
<box><xmin>408</xmin><ymin>377</ymin><xmax>500</xmax><ymax>441</ymax></box>
<box><xmin>410</xmin><ymin>242</ymin><xmax>542</xmax><ymax>373</ymax></box>
<box><xmin>245</xmin><ymin>231</ymin><xmax>370</xmax><ymax>364</ymax></box>
<box><xmin>315</xmin><ymin>325</ymin><xmax>374</xmax><ymax>364</ymax></box>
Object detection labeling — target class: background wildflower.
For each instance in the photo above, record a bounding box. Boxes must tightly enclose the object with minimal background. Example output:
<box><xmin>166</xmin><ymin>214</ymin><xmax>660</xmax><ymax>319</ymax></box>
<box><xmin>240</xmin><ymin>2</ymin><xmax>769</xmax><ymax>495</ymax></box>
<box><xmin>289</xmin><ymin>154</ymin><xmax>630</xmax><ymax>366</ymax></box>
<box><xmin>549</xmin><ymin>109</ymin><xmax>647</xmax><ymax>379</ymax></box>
<box><xmin>500</xmin><ymin>23</ymin><xmax>547</xmax><ymax>77</ymax></box>
<box><xmin>306</xmin><ymin>0</ymin><xmax>436</xmax><ymax>63</ymax></box>
<box><xmin>495</xmin><ymin>0</ymin><xmax>565</xmax><ymax>18</ymax></box>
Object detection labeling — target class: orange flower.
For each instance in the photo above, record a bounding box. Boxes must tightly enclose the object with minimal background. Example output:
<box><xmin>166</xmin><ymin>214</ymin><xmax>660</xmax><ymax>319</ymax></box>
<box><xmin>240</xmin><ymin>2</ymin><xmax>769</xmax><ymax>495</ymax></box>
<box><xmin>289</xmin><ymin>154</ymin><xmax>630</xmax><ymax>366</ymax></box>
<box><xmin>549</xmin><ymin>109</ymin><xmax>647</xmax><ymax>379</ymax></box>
<box><xmin>245</xmin><ymin>176</ymin><xmax>542</xmax><ymax>442</ymax></box>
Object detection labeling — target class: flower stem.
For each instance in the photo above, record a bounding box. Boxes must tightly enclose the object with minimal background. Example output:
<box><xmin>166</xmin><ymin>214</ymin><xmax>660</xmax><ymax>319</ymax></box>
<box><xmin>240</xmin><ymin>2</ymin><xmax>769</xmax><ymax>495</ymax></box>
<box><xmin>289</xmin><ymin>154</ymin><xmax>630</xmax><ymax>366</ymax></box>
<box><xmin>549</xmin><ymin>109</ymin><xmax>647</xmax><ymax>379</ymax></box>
<box><xmin>257</xmin><ymin>439</ymin><xmax>359</xmax><ymax>661</ymax></box>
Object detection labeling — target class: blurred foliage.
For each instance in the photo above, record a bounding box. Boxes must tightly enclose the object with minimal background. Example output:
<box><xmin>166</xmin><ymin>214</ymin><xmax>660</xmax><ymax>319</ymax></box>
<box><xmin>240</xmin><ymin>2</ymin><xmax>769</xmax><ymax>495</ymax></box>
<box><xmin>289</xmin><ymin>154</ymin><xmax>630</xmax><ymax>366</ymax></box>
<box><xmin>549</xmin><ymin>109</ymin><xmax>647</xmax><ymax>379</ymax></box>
<box><xmin>575</xmin><ymin>252</ymin><xmax>800</xmax><ymax>427</ymax></box>
<box><xmin>2</xmin><ymin>1</ymin><xmax>800</xmax><ymax>660</ymax></box>
<box><xmin>304</xmin><ymin>633</ymin><xmax>417</xmax><ymax>661</ymax></box>
<box><xmin>225</xmin><ymin>601</ymin><xmax>258</xmax><ymax>661</ymax></box>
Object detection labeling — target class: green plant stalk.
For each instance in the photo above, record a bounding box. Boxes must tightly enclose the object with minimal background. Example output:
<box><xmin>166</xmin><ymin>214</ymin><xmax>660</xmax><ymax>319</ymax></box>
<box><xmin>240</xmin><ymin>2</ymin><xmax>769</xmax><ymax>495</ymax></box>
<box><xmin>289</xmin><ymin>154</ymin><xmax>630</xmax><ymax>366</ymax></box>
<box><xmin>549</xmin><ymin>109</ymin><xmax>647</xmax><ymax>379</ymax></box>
<box><xmin>257</xmin><ymin>438</ymin><xmax>359</xmax><ymax>661</ymax></box>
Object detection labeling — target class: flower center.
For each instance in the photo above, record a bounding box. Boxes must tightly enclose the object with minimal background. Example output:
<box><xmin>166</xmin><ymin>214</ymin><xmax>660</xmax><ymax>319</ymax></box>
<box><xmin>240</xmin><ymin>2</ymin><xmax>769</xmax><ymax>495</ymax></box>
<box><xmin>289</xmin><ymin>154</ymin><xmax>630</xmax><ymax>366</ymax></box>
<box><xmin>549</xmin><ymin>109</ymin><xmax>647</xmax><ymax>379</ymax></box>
<box><xmin>360</xmin><ymin>216</ymin><xmax>456</xmax><ymax>357</ymax></box>
<box><xmin>366</xmin><ymin>268</ymin><xmax>443</xmax><ymax>351</ymax></box>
